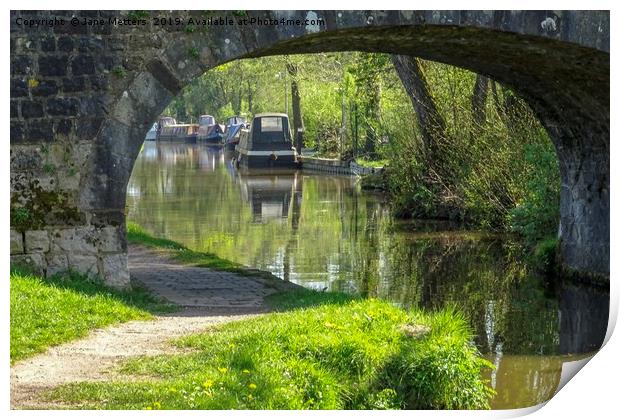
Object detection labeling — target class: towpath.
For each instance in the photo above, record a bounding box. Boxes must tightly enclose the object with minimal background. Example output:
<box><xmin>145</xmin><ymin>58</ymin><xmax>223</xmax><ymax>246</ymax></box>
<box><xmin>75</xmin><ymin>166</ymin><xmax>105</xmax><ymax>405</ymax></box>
<box><xmin>11</xmin><ymin>245</ymin><xmax>289</xmax><ymax>408</ymax></box>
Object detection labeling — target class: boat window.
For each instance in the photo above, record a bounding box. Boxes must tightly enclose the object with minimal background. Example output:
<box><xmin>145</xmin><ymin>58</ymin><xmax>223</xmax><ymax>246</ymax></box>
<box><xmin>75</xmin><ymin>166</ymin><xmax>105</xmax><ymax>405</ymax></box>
<box><xmin>200</xmin><ymin>116</ymin><xmax>215</xmax><ymax>126</ymax></box>
<box><xmin>260</xmin><ymin>117</ymin><xmax>283</xmax><ymax>132</ymax></box>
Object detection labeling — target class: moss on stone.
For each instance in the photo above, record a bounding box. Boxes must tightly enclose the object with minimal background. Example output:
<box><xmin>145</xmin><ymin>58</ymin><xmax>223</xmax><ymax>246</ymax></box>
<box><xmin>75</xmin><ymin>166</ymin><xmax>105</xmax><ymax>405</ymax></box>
<box><xmin>10</xmin><ymin>179</ymin><xmax>83</xmax><ymax>231</ymax></box>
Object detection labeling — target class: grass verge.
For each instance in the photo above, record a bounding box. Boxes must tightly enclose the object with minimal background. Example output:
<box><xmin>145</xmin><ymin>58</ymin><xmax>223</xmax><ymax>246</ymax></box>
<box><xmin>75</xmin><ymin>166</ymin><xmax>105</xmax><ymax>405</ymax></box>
<box><xmin>47</xmin><ymin>289</ymin><xmax>494</xmax><ymax>409</ymax></box>
<box><xmin>10</xmin><ymin>266</ymin><xmax>174</xmax><ymax>363</ymax></box>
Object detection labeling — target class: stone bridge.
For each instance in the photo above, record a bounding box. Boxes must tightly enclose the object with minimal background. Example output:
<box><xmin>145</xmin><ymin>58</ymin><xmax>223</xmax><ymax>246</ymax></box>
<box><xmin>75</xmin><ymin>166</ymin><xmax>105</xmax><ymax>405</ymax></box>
<box><xmin>10</xmin><ymin>10</ymin><xmax>609</xmax><ymax>286</ymax></box>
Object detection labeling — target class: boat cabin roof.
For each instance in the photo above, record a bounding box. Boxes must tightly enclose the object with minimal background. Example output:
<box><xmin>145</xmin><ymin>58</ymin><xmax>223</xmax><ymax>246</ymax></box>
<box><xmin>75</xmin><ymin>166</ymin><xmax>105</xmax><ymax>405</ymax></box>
<box><xmin>159</xmin><ymin>116</ymin><xmax>176</xmax><ymax>123</ymax></box>
<box><xmin>254</xmin><ymin>113</ymin><xmax>289</xmax><ymax>119</ymax></box>
<box><xmin>242</xmin><ymin>113</ymin><xmax>292</xmax><ymax>147</ymax></box>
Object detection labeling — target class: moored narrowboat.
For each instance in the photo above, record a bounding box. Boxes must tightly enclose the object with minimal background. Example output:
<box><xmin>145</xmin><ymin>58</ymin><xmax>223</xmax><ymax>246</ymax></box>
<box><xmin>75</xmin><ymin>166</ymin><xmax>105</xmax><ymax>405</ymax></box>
<box><xmin>156</xmin><ymin>116</ymin><xmax>198</xmax><ymax>142</ymax></box>
<box><xmin>235</xmin><ymin>113</ymin><xmax>299</xmax><ymax>169</ymax></box>
<box><xmin>197</xmin><ymin>114</ymin><xmax>225</xmax><ymax>145</ymax></box>
<box><xmin>223</xmin><ymin>115</ymin><xmax>248</xmax><ymax>150</ymax></box>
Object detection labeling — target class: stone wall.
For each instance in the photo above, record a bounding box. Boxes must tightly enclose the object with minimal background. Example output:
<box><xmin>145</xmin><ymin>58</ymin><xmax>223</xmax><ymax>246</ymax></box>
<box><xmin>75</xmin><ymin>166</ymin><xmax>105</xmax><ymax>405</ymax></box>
<box><xmin>10</xmin><ymin>10</ymin><xmax>610</xmax><ymax>285</ymax></box>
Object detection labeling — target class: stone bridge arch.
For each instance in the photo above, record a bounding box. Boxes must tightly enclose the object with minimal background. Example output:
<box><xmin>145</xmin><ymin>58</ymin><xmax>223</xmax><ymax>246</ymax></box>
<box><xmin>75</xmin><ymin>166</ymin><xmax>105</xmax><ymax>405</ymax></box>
<box><xmin>10</xmin><ymin>10</ymin><xmax>609</xmax><ymax>286</ymax></box>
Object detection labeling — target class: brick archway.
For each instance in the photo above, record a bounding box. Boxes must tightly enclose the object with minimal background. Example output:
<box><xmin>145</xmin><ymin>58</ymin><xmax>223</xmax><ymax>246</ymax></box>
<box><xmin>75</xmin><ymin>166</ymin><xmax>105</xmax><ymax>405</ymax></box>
<box><xmin>10</xmin><ymin>10</ymin><xmax>609</xmax><ymax>285</ymax></box>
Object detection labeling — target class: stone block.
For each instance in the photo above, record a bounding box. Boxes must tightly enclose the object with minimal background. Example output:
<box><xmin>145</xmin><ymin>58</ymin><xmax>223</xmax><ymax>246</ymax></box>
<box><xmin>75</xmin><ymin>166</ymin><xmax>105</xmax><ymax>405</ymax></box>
<box><xmin>38</xmin><ymin>55</ymin><xmax>68</xmax><ymax>77</ymax></box>
<box><xmin>57</xmin><ymin>36</ymin><xmax>74</xmax><ymax>52</ymax></box>
<box><xmin>79</xmin><ymin>96</ymin><xmax>106</xmax><ymax>117</ymax></box>
<box><xmin>11</xmin><ymin>253</ymin><xmax>45</xmax><ymax>274</ymax></box>
<box><xmin>10</xmin><ymin>100</ymin><xmax>19</xmax><ymax>118</ymax></box>
<box><xmin>10</xmin><ymin>230</ymin><xmax>23</xmax><ymax>254</ymax></box>
<box><xmin>71</xmin><ymin>55</ymin><xmax>95</xmax><ymax>75</ymax></box>
<box><xmin>24</xmin><ymin>230</ymin><xmax>50</xmax><ymax>253</ymax></box>
<box><xmin>68</xmin><ymin>254</ymin><xmax>99</xmax><ymax>277</ymax></box>
<box><xmin>31</xmin><ymin>79</ymin><xmax>59</xmax><ymax>97</ymax></box>
<box><xmin>11</xmin><ymin>55</ymin><xmax>32</xmax><ymax>75</ymax></box>
<box><xmin>10</xmin><ymin>78</ymin><xmax>28</xmax><ymax>97</ymax></box>
<box><xmin>40</xmin><ymin>36</ymin><xmax>56</xmax><ymax>52</ymax></box>
<box><xmin>46</xmin><ymin>98</ymin><xmax>79</xmax><ymax>117</ymax></box>
<box><xmin>101</xmin><ymin>253</ymin><xmax>130</xmax><ymax>287</ymax></box>
<box><xmin>21</xmin><ymin>101</ymin><xmax>44</xmax><ymax>118</ymax></box>
<box><xmin>62</xmin><ymin>76</ymin><xmax>86</xmax><ymax>93</ymax></box>
<box><xmin>98</xmin><ymin>226</ymin><xmax>123</xmax><ymax>252</ymax></box>
<box><xmin>11</xmin><ymin>122</ymin><xmax>25</xmax><ymax>142</ymax></box>
<box><xmin>25</xmin><ymin>120</ymin><xmax>54</xmax><ymax>142</ymax></box>
<box><xmin>76</xmin><ymin>117</ymin><xmax>104</xmax><ymax>139</ymax></box>
<box><xmin>46</xmin><ymin>253</ymin><xmax>68</xmax><ymax>276</ymax></box>
<box><xmin>51</xmin><ymin>228</ymin><xmax>97</xmax><ymax>254</ymax></box>
<box><xmin>128</xmin><ymin>71</ymin><xmax>174</xmax><ymax>114</ymax></box>
<box><xmin>110</xmin><ymin>93</ymin><xmax>138</xmax><ymax>126</ymax></box>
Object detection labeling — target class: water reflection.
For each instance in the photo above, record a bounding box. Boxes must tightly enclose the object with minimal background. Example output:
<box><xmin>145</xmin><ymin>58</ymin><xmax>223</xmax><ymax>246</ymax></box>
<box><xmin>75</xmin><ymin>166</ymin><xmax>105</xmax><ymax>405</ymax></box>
<box><xmin>127</xmin><ymin>143</ymin><xmax>609</xmax><ymax>409</ymax></box>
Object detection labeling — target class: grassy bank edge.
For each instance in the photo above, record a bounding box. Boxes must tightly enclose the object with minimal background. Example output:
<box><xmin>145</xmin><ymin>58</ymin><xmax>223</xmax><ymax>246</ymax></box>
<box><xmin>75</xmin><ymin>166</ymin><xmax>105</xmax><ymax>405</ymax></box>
<box><xmin>46</xmin><ymin>295</ymin><xmax>495</xmax><ymax>409</ymax></box>
<box><xmin>10</xmin><ymin>266</ymin><xmax>175</xmax><ymax>364</ymax></box>
<box><xmin>126</xmin><ymin>222</ymin><xmax>301</xmax><ymax>293</ymax></box>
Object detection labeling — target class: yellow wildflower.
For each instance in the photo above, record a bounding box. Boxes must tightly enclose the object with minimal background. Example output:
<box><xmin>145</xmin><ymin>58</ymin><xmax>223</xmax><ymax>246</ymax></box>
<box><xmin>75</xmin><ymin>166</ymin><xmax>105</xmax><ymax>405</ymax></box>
<box><xmin>218</xmin><ymin>367</ymin><xmax>228</xmax><ymax>374</ymax></box>
<box><xmin>203</xmin><ymin>379</ymin><xmax>214</xmax><ymax>388</ymax></box>
<box><xmin>248</xmin><ymin>383</ymin><xmax>257</xmax><ymax>390</ymax></box>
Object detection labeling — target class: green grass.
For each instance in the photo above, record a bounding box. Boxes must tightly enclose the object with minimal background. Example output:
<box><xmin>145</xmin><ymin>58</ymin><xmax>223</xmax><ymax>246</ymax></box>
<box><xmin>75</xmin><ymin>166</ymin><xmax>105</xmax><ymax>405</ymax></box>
<box><xmin>356</xmin><ymin>158</ymin><xmax>389</xmax><ymax>168</ymax></box>
<box><xmin>10</xmin><ymin>267</ymin><xmax>175</xmax><ymax>363</ymax></box>
<box><xmin>47</xmin><ymin>289</ymin><xmax>494</xmax><ymax>409</ymax></box>
<box><xmin>127</xmin><ymin>222</ymin><xmax>296</xmax><ymax>290</ymax></box>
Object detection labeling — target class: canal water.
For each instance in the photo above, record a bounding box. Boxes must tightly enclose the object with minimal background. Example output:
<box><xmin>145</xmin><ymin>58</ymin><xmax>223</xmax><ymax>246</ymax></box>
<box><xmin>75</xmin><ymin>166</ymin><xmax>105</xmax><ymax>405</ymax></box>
<box><xmin>127</xmin><ymin>143</ymin><xmax>609</xmax><ymax>409</ymax></box>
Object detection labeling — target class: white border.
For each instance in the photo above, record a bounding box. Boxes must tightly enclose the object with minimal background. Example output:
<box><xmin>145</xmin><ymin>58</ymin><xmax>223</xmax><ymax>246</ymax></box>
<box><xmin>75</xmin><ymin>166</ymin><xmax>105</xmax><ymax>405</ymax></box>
<box><xmin>3</xmin><ymin>1</ymin><xmax>617</xmax><ymax>419</ymax></box>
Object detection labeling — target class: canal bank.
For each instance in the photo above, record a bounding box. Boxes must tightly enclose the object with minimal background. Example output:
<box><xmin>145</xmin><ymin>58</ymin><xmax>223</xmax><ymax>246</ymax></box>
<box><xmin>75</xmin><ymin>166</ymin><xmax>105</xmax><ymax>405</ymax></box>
<box><xmin>299</xmin><ymin>156</ymin><xmax>383</xmax><ymax>176</ymax></box>
<box><xmin>126</xmin><ymin>142</ymin><xmax>609</xmax><ymax>409</ymax></box>
<box><xmin>11</xmin><ymin>230</ymin><xmax>494</xmax><ymax>409</ymax></box>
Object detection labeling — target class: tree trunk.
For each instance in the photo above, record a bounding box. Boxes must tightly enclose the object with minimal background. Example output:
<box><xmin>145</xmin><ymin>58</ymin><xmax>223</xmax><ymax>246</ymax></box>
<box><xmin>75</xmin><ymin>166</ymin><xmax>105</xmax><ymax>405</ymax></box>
<box><xmin>471</xmin><ymin>74</ymin><xmax>489</xmax><ymax>128</ymax></box>
<box><xmin>286</xmin><ymin>61</ymin><xmax>304</xmax><ymax>150</ymax></box>
<box><xmin>391</xmin><ymin>55</ymin><xmax>445</xmax><ymax>161</ymax></box>
<box><xmin>491</xmin><ymin>80</ymin><xmax>517</xmax><ymax>131</ymax></box>
<box><xmin>364</xmin><ymin>83</ymin><xmax>380</xmax><ymax>157</ymax></box>
<box><xmin>246</xmin><ymin>81</ymin><xmax>253</xmax><ymax>114</ymax></box>
<box><xmin>233</xmin><ymin>86</ymin><xmax>242</xmax><ymax>115</ymax></box>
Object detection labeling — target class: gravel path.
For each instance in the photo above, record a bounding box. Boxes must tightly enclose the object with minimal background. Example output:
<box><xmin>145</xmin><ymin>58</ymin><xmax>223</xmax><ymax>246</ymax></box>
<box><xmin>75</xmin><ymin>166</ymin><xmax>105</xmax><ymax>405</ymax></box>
<box><xmin>11</xmin><ymin>245</ymin><xmax>288</xmax><ymax>409</ymax></box>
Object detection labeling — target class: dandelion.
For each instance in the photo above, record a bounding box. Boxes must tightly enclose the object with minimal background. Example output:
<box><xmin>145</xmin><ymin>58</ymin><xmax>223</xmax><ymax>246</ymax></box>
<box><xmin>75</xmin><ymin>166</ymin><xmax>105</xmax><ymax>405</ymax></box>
<box><xmin>203</xmin><ymin>379</ymin><xmax>214</xmax><ymax>388</ymax></box>
<box><xmin>145</xmin><ymin>406</ymin><xmax>152</xmax><ymax>410</ymax></box>
<box><xmin>153</xmin><ymin>402</ymin><xmax>161</xmax><ymax>409</ymax></box>
<box><xmin>27</xmin><ymin>78</ymin><xmax>39</xmax><ymax>89</ymax></box>
<box><xmin>248</xmin><ymin>383</ymin><xmax>257</xmax><ymax>390</ymax></box>
<box><xmin>218</xmin><ymin>367</ymin><xmax>228</xmax><ymax>374</ymax></box>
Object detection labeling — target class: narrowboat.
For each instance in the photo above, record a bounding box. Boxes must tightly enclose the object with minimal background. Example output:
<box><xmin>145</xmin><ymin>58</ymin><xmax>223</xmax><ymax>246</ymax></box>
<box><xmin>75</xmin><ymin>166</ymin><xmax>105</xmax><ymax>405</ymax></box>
<box><xmin>197</xmin><ymin>114</ymin><xmax>226</xmax><ymax>145</ymax></box>
<box><xmin>223</xmin><ymin>115</ymin><xmax>248</xmax><ymax>150</ymax></box>
<box><xmin>235</xmin><ymin>113</ymin><xmax>299</xmax><ymax>169</ymax></box>
<box><xmin>156</xmin><ymin>116</ymin><xmax>198</xmax><ymax>142</ymax></box>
